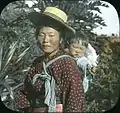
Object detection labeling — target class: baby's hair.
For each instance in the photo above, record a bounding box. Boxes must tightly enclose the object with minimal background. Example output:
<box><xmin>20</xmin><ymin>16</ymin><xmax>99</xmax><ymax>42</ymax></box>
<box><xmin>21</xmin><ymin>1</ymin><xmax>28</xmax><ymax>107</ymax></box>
<box><xmin>68</xmin><ymin>37</ymin><xmax>88</xmax><ymax>48</ymax></box>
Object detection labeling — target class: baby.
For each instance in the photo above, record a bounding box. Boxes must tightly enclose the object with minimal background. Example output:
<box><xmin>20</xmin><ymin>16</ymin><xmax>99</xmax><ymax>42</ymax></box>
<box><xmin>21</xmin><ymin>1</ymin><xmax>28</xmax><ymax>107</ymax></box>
<box><xmin>66</xmin><ymin>38</ymin><xmax>98</xmax><ymax>93</ymax></box>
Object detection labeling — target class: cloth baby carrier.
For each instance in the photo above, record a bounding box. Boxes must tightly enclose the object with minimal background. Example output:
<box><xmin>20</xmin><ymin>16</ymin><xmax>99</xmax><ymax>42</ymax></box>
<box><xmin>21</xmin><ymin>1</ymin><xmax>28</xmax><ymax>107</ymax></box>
<box><xmin>32</xmin><ymin>55</ymin><xmax>72</xmax><ymax>112</ymax></box>
<box><xmin>76</xmin><ymin>56</ymin><xmax>92</xmax><ymax>93</ymax></box>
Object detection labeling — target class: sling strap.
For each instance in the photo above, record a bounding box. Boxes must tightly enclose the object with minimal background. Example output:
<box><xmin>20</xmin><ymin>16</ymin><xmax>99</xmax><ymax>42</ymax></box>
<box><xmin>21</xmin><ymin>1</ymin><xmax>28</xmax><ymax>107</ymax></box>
<box><xmin>32</xmin><ymin>55</ymin><xmax>72</xmax><ymax>112</ymax></box>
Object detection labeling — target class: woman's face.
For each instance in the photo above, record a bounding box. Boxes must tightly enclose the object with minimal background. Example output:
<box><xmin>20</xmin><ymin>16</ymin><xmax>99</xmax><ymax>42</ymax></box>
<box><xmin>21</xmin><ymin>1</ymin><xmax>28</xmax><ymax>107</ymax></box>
<box><xmin>38</xmin><ymin>26</ymin><xmax>60</xmax><ymax>54</ymax></box>
<box><xmin>69</xmin><ymin>43</ymin><xmax>86</xmax><ymax>58</ymax></box>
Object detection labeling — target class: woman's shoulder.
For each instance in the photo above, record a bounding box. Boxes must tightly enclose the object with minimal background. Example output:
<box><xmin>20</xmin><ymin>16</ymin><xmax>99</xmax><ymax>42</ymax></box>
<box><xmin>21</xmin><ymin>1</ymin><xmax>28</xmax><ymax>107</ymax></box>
<box><xmin>57</xmin><ymin>54</ymin><xmax>76</xmax><ymax>67</ymax></box>
<box><xmin>52</xmin><ymin>49</ymin><xmax>75</xmax><ymax>64</ymax></box>
<box><xmin>32</xmin><ymin>55</ymin><xmax>44</xmax><ymax>66</ymax></box>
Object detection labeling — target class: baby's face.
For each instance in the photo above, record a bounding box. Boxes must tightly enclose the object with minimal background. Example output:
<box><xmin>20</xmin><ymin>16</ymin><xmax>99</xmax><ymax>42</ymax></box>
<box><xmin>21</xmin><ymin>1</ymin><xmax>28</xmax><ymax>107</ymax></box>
<box><xmin>69</xmin><ymin>43</ymin><xmax>86</xmax><ymax>58</ymax></box>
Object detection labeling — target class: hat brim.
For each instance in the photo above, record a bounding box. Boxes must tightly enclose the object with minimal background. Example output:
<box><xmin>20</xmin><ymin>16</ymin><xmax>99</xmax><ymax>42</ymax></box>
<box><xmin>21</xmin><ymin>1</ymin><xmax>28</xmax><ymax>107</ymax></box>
<box><xmin>28</xmin><ymin>12</ymin><xmax>75</xmax><ymax>37</ymax></box>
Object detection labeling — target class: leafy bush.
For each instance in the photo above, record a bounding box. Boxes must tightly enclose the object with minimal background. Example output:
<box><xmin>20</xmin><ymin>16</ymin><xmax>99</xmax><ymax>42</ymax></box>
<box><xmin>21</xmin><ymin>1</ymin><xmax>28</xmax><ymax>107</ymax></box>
<box><xmin>85</xmin><ymin>36</ymin><xmax>120</xmax><ymax>112</ymax></box>
<box><xmin>0</xmin><ymin>1</ymin><xmax>119</xmax><ymax>112</ymax></box>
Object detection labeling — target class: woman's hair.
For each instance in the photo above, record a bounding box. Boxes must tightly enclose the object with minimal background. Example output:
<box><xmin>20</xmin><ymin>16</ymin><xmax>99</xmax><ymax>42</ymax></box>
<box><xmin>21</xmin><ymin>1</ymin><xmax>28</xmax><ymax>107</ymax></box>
<box><xmin>35</xmin><ymin>25</ymin><xmax>65</xmax><ymax>40</ymax></box>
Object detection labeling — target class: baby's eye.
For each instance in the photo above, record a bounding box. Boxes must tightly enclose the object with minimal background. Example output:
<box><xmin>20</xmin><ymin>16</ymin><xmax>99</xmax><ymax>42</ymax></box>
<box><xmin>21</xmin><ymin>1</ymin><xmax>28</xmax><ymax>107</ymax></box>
<box><xmin>76</xmin><ymin>51</ymin><xmax>81</xmax><ymax>54</ymax></box>
<box><xmin>79</xmin><ymin>47</ymin><xmax>84</xmax><ymax>50</ymax></box>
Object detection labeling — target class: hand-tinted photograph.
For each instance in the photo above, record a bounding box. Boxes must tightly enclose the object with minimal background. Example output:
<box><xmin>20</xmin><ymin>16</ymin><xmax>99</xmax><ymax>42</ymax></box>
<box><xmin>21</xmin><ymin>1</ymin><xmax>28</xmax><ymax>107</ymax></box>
<box><xmin>0</xmin><ymin>0</ymin><xmax>119</xmax><ymax>113</ymax></box>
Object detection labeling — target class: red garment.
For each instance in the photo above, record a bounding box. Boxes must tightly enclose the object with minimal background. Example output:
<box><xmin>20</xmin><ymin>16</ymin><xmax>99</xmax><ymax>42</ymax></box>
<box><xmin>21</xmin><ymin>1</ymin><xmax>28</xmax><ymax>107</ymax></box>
<box><xmin>27</xmin><ymin>104</ymin><xmax>62</xmax><ymax>113</ymax></box>
<box><xmin>16</xmin><ymin>50</ymin><xmax>85</xmax><ymax>112</ymax></box>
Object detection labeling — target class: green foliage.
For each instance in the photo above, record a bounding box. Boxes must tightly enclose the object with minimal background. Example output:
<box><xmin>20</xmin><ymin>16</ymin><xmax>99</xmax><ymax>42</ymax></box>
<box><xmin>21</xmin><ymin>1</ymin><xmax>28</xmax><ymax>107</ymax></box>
<box><xmin>0</xmin><ymin>0</ymin><xmax>108</xmax><ymax>81</ymax></box>
<box><xmin>85</xmin><ymin>37</ymin><xmax>120</xmax><ymax>112</ymax></box>
<box><xmin>0</xmin><ymin>1</ymin><xmax>119</xmax><ymax>112</ymax></box>
<box><xmin>36</xmin><ymin>0</ymin><xmax>108</xmax><ymax>39</ymax></box>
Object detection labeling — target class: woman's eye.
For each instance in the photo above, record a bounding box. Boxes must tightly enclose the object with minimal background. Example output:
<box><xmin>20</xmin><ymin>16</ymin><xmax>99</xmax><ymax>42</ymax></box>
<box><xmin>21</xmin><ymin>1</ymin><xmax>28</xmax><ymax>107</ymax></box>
<box><xmin>39</xmin><ymin>34</ymin><xmax>44</xmax><ymax>37</ymax></box>
<box><xmin>49</xmin><ymin>35</ymin><xmax>54</xmax><ymax>37</ymax></box>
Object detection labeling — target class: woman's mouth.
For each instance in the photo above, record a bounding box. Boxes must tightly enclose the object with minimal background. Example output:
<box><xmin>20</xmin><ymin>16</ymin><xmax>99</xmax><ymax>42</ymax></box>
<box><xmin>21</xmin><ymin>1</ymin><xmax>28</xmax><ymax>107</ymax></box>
<box><xmin>42</xmin><ymin>44</ymin><xmax>51</xmax><ymax>48</ymax></box>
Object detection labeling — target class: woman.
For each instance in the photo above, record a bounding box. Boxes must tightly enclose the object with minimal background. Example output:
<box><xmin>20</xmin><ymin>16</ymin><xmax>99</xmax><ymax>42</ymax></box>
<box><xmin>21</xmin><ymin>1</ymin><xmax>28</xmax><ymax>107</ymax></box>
<box><xmin>15</xmin><ymin>7</ymin><xmax>85</xmax><ymax>113</ymax></box>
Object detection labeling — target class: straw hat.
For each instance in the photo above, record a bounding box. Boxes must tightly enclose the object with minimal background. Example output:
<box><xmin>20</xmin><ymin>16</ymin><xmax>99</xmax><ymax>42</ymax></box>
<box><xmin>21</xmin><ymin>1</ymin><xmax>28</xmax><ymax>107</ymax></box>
<box><xmin>28</xmin><ymin>7</ymin><xmax>75</xmax><ymax>37</ymax></box>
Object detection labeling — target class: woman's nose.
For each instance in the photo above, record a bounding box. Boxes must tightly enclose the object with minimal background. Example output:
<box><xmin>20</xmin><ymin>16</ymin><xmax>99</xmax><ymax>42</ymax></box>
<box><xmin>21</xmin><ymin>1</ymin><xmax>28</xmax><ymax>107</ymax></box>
<box><xmin>44</xmin><ymin>35</ymin><xmax>49</xmax><ymax>42</ymax></box>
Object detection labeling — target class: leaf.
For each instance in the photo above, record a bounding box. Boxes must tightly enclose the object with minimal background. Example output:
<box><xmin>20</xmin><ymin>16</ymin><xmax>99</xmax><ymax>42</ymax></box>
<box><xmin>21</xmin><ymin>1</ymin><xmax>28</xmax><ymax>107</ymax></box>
<box><xmin>16</xmin><ymin>47</ymin><xmax>30</xmax><ymax>63</ymax></box>
<box><xmin>0</xmin><ymin>41</ymin><xmax>3</xmax><ymax>71</ymax></box>
<box><xmin>0</xmin><ymin>41</ymin><xmax>18</xmax><ymax>80</ymax></box>
<box><xmin>4</xmin><ymin>41</ymin><xmax>18</xmax><ymax>68</ymax></box>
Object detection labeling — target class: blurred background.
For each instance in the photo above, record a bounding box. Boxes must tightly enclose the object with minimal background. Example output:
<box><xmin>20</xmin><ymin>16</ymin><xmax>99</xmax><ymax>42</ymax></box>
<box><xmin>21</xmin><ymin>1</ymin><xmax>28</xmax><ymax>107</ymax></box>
<box><xmin>0</xmin><ymin>0</ymin><xmax>120</xmax><ymax>112</ymax></box>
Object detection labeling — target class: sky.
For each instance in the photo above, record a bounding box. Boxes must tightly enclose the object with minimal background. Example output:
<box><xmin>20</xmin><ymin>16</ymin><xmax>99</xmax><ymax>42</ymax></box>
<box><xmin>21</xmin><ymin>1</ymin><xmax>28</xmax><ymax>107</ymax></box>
<box><xmin>25</xmin><ymin>0</ymin><xmax>119</xmax><ymax>36</ymax></box>
<box><xmin>92</xmin><ymin>1</ymin><xmax>119</xmax><ymax>36</ymax></box>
